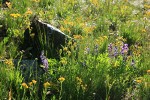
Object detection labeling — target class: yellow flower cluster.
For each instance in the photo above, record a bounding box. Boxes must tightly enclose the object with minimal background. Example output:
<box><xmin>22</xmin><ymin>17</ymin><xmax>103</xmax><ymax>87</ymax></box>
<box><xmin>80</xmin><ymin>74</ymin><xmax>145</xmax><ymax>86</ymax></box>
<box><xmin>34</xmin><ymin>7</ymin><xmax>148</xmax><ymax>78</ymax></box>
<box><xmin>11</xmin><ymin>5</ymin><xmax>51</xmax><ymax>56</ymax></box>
<box><xmin>63</xmin><ymin>19</ymin><xmax>74</xmax><ymax>26</ymax></box>
<box><xmin>81</xmin><ymin>84</ymin><xmax>87</xmax><ymax>92</ymax></box>
<box><xmin>60</xmin><ymin>26</ymin><xmax>71</xmax><ymax>33</ymax></box>
<box><xmin>73</xmin><ymin>35</ymin><xmax>83</xmax><ymax>40</ymax></box>
<box><xmin>136</xmin><ymin>80</ymin><xmax>142</xmax><ymax>83</ymax></box>
<box><xmin>94</xmin><ymin>36</ymin><xmax>108</xmax><ymax>45</ymax></box>
<box><xmin>76</xmin><ymin>77</ymin><xmax>82</xmax><ymax>85</ymax></box>
<box><xmin>29</xmin><ymin>80</ymin><xmax>37</xmax><ymax>86</ymax></box>
<box><xmin>60</xmin><ymin>57</ymin><xmax>67</xmax><ymax>65</ymax></box>
<box><xmin>22</xmin><ymin>83</ymin><xmax>29</xmax><ymax>89</ymax></box>
<box><xmin>58</xmin><ymin>77</ymin><xmax>65</xmax><ymax>82</ymax></box>
<box><xmin>147</xmin><ymin>70</ymin><xmax>150</xmax><ymax>74</ymax></box>
<box><xmin>10</xmin><ymin>13</ymin><xmax>21</xmax><ymax>18</ymax></box>
<box><xmin>83</xmin><ymin>26</ymin><xmax>96</xmax><ymax>34</ymax></box>
<box><xmin>142</xmin><ymin>29</ymin><xmax>146</xmax><ymax>33</ymax></box>
<box><xmin>43</xmin><ymin>82</ymin><xmax>51</xmax><ymax>88</ymax></box>
<box><xmin>120</xmin><ymin>5</ymin><xmax>129</xmax><ymax>16</ymax></box>
<box><xmin>63</xmin><ymin>47</ymin><xmax>68</xmax><ymax>52</ymax></box>
<box><xmin>116</xmin><ymin>36</ymin><xmax>126</xmax><ymax>42</ymax></box>
<box><xmin>60</xmin><ymin>26</ymin><xmax>65</xmax><ymax>32</ymax></box>
<box><xmin>25</xmin><ymin>8</ymin><xmax>32</xmax><ymax>15</ymax></box>
<box><xmin>145</xmin><ymin>11</ymin><xmax>150</xmax><ymax>16</ymax></box>
<box><xmin>4</xmin><ymin>59</ymin><xmax>14</xmax><ymax>66</ymax></box>
<box><xmin>6</xmin><ymin>2</ymin><xmax>12</xmax><ymax>9</ymax></box>
<box><xmin>90</xmin><ymin>0</ymin><xmax>99</xmax><ymax>6</ymax></box>
<box><xmin>144</xmin><ymin>5</ymin><xmax>150</xmax><ymax>9</ymax></box>
<box><xmin>29</xmin><ymin>82</ymin><xmax>33</xmax><ymax>86</ymax></box>
<box><xmin>67</xmin><ymin>51</ymin><xmax>71</xmax><ymax>56</ymax></box>
<box><xmin>32</xmin><ymin>80</ymin><xmax>37</xmax><ymax>84</ymax></box>
<box><xmin>76</xmin><ymin>77</ymin><xmax>87</xmax><ymax>91</ymax></box>
<box><xmin>132</xmin><ymin>48</ymin><xmax>141</xmax><ymax>57</ymax></box>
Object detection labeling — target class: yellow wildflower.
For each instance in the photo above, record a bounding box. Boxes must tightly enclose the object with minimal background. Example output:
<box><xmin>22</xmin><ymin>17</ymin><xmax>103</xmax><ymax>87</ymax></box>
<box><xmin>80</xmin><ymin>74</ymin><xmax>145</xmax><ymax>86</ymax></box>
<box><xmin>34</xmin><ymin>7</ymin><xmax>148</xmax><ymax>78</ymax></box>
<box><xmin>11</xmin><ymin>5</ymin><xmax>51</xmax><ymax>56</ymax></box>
<box><xmin>25</xmin><ymin>8</ymin><xmax>32</xmax><ymax>15</ymax></box>
<box><xmin>60</xmin><ymin>26</ymin><xmax>65</xmax><ymax>32</ymax></box>
<box><xmin>4</xmin><ymin>59</ymin><xmax>14</xmax><ymax>66</ymax></box>
<box><xmin>32</xmin><ymin>80</ymin><xmax>37</xmax><ymax>84</ymax></box>
<box><xmin>145</xmin><ymin>11</ymin><xmax>150</xmax><ymax>16</ymax></box>
<box><xmin>6</xmin><ymin>2</ymin><xmax>12</xmax><ymax>8</ymax></box>
<box><xmin>29</xmin><ymin>82</ymin><xmax>33</xmax><ymax>86</ymax></box>
<box><xmin>63</xmin><ymin>47</ymin><xmax>68</xmax><ymax>52</ymax></box>
<box><xmin>22</xmin><ymin>83</ymin><xmax>29</xmax><ymax>89</ymax></box>
<box><xmin>63</xmin><ymin>19</ymin><xmax>68</xmax><ymax>25</ymax></box>
<box><xmin>58</xmin><ymin>77</ymin><xmax>65</xmax><ymax>82</ymax></box>
<box><xmin>60</xmin><ymin>57</ymin><xmax>67</xmax><ymax>65</ymax></box>
<box><xmin>68</xmin><ymin>41</ymin><xmax>72</xmax><ymax>45</ymax></box>
<box><xmin>136</xmin><ymin>80</ymin><xmax>142</xmax><ymax>83</ymax></box>
<box><xmin>81</xmin><ymin>84</ymin><xmax>87</xmax><ymax>92</ymax></box>
<box><xmin>90</xmin><ymin>0</ymin><xmax>99</xmax><ymax>6</ymax></box>
<box><xmin>73</xmin><ymin>35</ymin><xmax>83</xmax><ymax>39</ymax></box>
<box><xmin>98</xmin><ymin>36</ymin><xmax>104</xmax><ymax>42</ymax></box>
<box><xmin>73</xmin><ymin>42</ymin><xmax>77</xmax><ymax>47</ymax></box>
<box><xmin>67</xmin><ymin>28</ymin><xmax>71</xmax><ymax>33</ymax></box>
<box><xmin>103</xmin><ymin>36</ymin><xmax>108</xmax><ymax>40</ymax></box>
<box><xmin>10</xmin><ymin>13</ymin><xmax>21</xmax><ymax>18</ymax></box>
<box><xmin>68</xmin><ymin>22</ymin><xmax>74</xmax><ymax>26</ymax></box>
<box><xmin>144</xmin><ymin>5</ymin><xmax>150</xmax><ymax>9</ymax></box>
<box><xmin>147</xmin><ymin>70</ymin><xmax>150</xmax><ymax>74</ymax></box>
<box><xmin>142</xmin><ymin>29</ymin><xmax>146</xmax><ymax>33</ymax></box>
<box><xmin>67</xmin><ymin>51</ymin><xmax>71</xmax><ymax>56</ymax></box>
<box><xmin>43</xmin><ymin>82</ymin><xmax>51</xmax><ymax>88</ymax></box>
<box><xmin>76</xmin><ymin>77</ymin><xmax>82</xmax><ymax>85</ymax></box>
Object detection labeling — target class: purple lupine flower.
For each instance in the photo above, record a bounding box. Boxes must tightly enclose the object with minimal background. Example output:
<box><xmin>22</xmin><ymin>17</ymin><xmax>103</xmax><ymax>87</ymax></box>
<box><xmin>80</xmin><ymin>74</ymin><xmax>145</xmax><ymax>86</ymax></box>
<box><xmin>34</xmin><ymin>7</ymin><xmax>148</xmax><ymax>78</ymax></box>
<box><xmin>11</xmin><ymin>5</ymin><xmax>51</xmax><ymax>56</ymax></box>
<box><xmin>40</xmin><ymin>50</ymin><xmax>49</xmax><ymax>72</ymax></box>
<box><xmin>114</xmin><ymin>46</ymin><xmax>118</xmax><ymax>57</ymax></box>
<box><xmin>121</xmin><ymin>43</ymin><xmax>129</xmax><ymax>55</ymax></box>
<box><xmin>108</xmin><ymin>43</ymin><xmax>113</xmax><ymax>53</ymax></box>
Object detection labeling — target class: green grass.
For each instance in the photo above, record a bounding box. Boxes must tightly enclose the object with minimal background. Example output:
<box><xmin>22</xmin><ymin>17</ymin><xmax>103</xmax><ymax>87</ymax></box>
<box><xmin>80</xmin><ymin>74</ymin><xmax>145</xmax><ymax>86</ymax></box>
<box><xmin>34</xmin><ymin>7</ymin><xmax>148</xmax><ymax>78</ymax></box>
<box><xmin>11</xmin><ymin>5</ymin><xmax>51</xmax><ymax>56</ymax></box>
<box><xmin>0</xmin><ymin>0</ymin><xmax>150</xmax><ymax>100</ymax></box>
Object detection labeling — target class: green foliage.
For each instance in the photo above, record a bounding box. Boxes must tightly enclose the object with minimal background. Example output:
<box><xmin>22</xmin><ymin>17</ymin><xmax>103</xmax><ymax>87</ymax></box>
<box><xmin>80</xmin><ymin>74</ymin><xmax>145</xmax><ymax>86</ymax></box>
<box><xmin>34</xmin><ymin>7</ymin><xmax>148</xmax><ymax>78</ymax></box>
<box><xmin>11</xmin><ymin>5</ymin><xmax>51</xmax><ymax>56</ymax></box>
<box><xmin>0</xmin><ymin>0</ymin><xmax>150</xmax><ymax>100</ymax></box>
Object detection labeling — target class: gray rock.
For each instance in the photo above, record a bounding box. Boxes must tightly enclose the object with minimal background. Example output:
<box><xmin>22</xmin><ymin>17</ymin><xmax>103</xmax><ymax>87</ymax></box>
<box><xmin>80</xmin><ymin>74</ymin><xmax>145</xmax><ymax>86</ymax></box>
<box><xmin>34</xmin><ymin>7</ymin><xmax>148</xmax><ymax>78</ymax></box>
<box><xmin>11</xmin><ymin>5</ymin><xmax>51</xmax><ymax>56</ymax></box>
<box><xmin>22</xmin><ymin>18</ymin><xmax>73</xmax><ymax>59</ymax></box>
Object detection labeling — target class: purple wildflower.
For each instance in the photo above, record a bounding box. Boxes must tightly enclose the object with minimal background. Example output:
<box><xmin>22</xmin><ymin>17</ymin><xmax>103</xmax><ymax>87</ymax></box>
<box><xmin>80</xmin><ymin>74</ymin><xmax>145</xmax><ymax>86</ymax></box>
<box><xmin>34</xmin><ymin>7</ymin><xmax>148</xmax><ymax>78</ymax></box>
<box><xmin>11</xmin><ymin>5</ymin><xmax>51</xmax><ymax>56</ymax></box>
<box><xmin>114</xmin><ymin>46</ymin><xmax>118</xmax><ymax>57</ymax></box>
<box><xmin>108</xmin><ymin>43</ymin><xmax>113</xmax><ymax>56</ymax></box>
<box><xmin>121</xmin><ymin>43</ymin><xmax>129</xmax><ymax>55</ymax></box>
<box><xmin>108</xmin><ymin>43</ymin><xmax>113</xmax><ymax>53</ymax></box>
<box><xmin>40</xmin><ymin>50</ymin><xmax>49</xmax><ymax>72</ymax></box>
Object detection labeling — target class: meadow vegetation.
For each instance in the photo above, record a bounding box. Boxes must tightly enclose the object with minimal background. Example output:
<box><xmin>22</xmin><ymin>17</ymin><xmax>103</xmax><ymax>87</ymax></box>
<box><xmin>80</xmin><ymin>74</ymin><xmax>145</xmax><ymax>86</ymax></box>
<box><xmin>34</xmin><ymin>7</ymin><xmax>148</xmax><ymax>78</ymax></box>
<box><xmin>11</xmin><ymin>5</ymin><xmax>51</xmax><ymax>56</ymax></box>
<box><xmin>0</xmin><ymin>0</ymin><xmax>150</xmax><ymax>100</ymax></box>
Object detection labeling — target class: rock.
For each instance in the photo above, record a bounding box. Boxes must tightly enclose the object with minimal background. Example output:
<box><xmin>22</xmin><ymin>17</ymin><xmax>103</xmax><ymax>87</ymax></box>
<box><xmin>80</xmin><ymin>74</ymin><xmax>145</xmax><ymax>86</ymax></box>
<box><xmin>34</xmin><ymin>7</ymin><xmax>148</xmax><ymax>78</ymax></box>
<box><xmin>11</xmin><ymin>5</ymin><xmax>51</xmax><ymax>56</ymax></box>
<box><xmin>13</xmin><ymin>59</ymin><xmax>43</xmax><ymax>81</ymax></box>
<box><xmin>22</xmin><ymin>18</ymin><xmax>73</xmax><ymax>59</ymax></box>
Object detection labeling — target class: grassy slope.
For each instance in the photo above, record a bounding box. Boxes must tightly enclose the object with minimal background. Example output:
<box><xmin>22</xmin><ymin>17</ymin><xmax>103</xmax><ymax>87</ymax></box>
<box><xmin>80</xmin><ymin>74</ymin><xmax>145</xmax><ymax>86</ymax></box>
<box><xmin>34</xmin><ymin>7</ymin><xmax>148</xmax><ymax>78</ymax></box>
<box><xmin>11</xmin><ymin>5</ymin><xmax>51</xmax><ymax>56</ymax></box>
<box><xmin>0</xmin><ymin>0</ymin><xmax>150</xmax><ymax>100</ymax></box>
